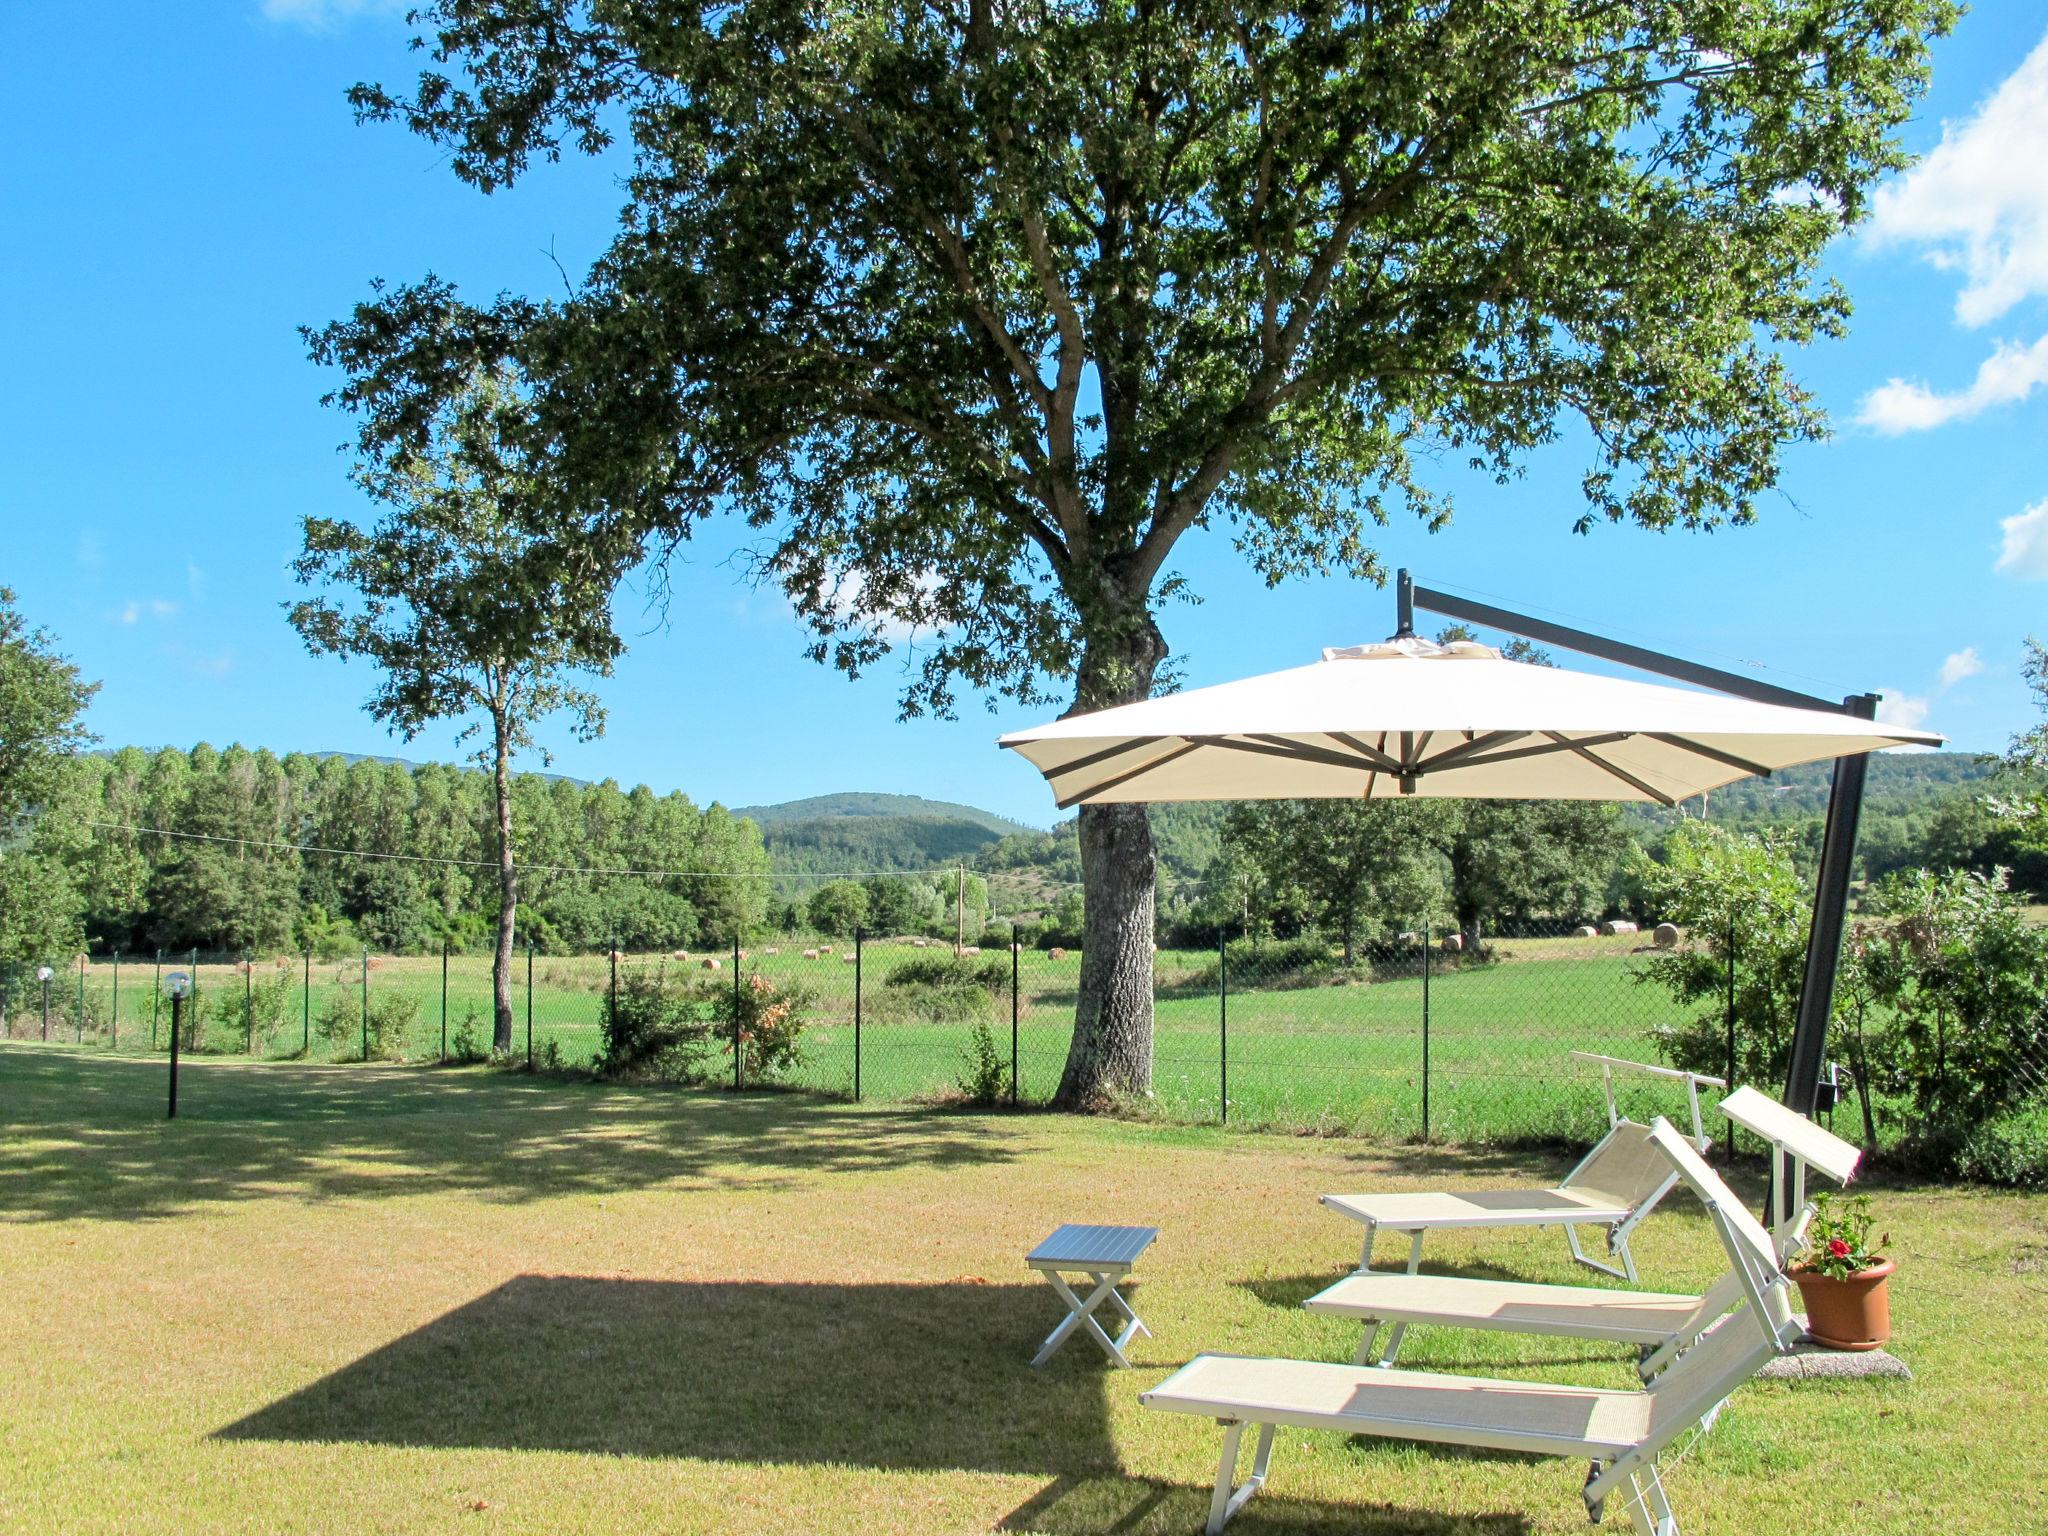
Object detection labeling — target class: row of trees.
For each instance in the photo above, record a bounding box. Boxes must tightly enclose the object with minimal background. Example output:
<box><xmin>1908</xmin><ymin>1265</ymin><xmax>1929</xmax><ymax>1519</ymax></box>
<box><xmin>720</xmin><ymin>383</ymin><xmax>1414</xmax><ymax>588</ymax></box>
<box><xmin>26</xmin><ymin>740</ymin><xmax>775</xmax><ymax>966</ymax></box>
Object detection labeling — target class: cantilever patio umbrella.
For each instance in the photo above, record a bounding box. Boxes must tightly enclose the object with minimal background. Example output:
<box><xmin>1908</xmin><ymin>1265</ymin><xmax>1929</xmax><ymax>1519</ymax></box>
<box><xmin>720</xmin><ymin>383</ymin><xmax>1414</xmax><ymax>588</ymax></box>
<box><xmin>1000</xmin><ymin>571</ymin><xmax>1945</xmax><ymax>1124</ymax></box>
<box><xmin>1000</xmin><ymin>633</ymin><xmax>1941</xmax><ymax>810</ymax></box>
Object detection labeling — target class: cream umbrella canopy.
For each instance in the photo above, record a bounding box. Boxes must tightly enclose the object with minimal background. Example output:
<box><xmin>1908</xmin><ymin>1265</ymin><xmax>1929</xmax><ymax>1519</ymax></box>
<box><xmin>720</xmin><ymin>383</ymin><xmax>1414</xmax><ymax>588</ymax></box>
<box><xmin>999</xmin><ymin>634</ymin><xmax>1942</xmax><ymax>811</ymax></box>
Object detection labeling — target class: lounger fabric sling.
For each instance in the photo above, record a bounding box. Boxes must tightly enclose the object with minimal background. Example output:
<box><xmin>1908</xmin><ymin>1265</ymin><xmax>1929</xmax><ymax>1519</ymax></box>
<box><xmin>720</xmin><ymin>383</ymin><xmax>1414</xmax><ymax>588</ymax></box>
<box><xmin>1321</xmin><ymin>1118</ymin><xmax>1678</xmax><ymax>1296</ymax></box>
<box><xmin>1146</xmin><ymin>1119</ymin><xmax>1798</xmax><ymax>1535</ymax></box>
<box><xmin>1308</xmin><ymin>1093</ymin><xmax>1853</xmax><ymax>1374</ymax></box>
<box><xmin>1320</xmin><ymin>1057</ymin><xmax>1723</xmax><ymax>1290</ymax></box>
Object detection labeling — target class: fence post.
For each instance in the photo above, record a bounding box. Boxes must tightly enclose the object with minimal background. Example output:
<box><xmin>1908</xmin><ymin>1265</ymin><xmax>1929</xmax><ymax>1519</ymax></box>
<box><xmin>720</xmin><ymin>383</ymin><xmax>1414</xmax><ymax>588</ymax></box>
<box><xmin>1219</xmin><ymin>935</ymin><xmax>1229</xmax><ymax>1126</ymax></box>
<box><xmin>77</xmin><ymin>953</ymin><xmax>86</xmax><ymax>1043</ymax></box>
<box><xmin>1724</xmin><ymin>920</ymin><xmax>1738</xmax><ymax>1158</ymax></box>
<box><xmin>189</xmin><ymin>948</ymin><xmax>199</xmax><ymax>1047</ymax></box>
<box><xmin>302</xmin><ymin>949</ymin><xmax>311</xmax><ymax>1056</ymax></box>
<box><xmin>359</xmin><ymin>949</ymin><xmax>369</xmax><ymax>1062</ymax></box>
<box><xmin>152</xmin><ymin>949</ymin><xmax>162</xmax><ymax>1048</ymax></box>
<box><xmin>853</xmin><ymin>927</ymin><xmax>863</xmax><ymax>1102</ymax></box>
<box><xmin>609</xmin><ymin>940</ymin><xmax>619</xmax><ymax>1049</ymax></box>
<box><xmin>111</xmin><ymin>950</ymin><xmax>120</xmax><ymax>1048</ymax></box>
<box><xmin>732</xmin><ymin>933</ymin><xmax>743</xmax><ymax>1091</ymax></box>
<box><xmin>1421</xmin><ymin>925</ymin><xmax>1432</xmax><ymax>1143</ymax></box>
<box><xmin>244</xmin><ymin>956</ymin><xmax>254</xmax><ymax>1054</ymax></box>
<box><xmin>1010</xmin><ymin>931</ymin><xmax>1020</xmax><ymax>1107</ymax></box>
<box><xmin>526</xmin><ymin>943</ymin><xmax>534</xmax><ymax>1069</ymax></box>
<box><xmin>441</xmin><ymin>941</ymin><xmax>450</xmax><ymax>1062</ymax></box>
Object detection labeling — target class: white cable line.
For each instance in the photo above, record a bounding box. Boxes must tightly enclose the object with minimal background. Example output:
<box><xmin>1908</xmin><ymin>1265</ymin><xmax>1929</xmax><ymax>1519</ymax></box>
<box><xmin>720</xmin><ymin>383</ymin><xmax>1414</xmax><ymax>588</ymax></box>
<box><xmin>88</xmin><ymin>821</ymin><xmax>999</xmax><ymax>882</ymax></box>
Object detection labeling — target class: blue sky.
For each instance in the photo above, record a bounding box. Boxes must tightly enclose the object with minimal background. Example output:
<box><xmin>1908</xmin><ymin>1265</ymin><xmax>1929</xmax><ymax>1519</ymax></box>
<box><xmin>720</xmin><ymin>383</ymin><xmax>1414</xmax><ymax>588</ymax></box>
<box><xmin>4</xmin><ymin>3</ymin><xmax>2047</xmax><ymax>830</ymax></box>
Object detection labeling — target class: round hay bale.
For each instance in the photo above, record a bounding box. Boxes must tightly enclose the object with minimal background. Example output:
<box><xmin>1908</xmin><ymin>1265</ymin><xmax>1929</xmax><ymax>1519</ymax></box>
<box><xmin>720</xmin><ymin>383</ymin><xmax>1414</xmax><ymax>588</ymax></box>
<box><xmin>1440</xmin><ymin>932</ymin><xmax>1464</xmax><ymax>953</ymax></box>
<box><xmin>1654</xmin><ymin>922</ymin><xmax>1680</xmax><ymax>948</ymax></box>
<box><xmin>1572</xmin><ymin>925</ymin><xmax>1599</xmax><ymax>939</ymax></box>
<box><xmin>1601</xmin><ymin>920</ymin><xmax>1639</xmax><ymax>937</ymax></box>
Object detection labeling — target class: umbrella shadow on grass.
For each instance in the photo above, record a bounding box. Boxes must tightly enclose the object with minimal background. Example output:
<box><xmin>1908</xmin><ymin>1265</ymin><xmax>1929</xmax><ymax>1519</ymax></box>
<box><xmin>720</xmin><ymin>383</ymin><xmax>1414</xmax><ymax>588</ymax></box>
<box><xmin>218</xmin><ymin>1274</ymin><xmax>1121</xmax><ymax>1475</ymax></box>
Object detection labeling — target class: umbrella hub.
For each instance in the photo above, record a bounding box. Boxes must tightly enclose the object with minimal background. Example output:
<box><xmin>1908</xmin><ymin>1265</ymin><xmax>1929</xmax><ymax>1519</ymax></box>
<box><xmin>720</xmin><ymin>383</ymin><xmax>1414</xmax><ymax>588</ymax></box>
<box><xmin>1322</xmin><ymin>637</ymin><xmax>1499</xmax><ymax>662</ymax></box>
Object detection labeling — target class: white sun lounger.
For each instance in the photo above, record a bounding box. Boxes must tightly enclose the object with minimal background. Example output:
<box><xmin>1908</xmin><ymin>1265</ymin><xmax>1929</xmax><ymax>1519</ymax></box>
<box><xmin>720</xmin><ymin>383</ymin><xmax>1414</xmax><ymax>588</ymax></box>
<box><xmin>1320</xmin><ymin>1056</ymin><xmax>1723</xmax><ymax>1295</ymax></box>
<box><xmin>1146</xmin><ymin>1121</ymin><xmax>1800</xmax><ymax>1536</ymax></box>
<box><xmin>1309</xmin><ymin>1091</ymin><xmax>1860</xmax><ymax>1375</ymax></box>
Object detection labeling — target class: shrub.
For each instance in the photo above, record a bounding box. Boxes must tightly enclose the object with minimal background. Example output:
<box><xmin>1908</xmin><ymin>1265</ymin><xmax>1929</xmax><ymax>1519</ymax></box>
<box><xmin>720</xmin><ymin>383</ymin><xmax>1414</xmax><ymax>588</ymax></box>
<box><xmin>1184</xmin><ymin>935</ymin><xmax>1340</xmax><ymax>992</ymax></box>
<box><xmin>595</xmin><ymin>965</ymin><xmax>714</xmax><ymax>1081</ymax></box>
<box><xmin>316</xmin><ymin>988</ymin><xmax>419</xmax><ymax>1060</ymax></box>
<box><xmin>711</xmin><ymin>972</ymin><xmax>812</xmax><ymax>1083</ymax></box>
<box><xmin>886</xmin><ymin>953</ymin><xmax>1010</xmax><ymax>992</ymax></box>
<box><xmin>1955</xmin><ymin>1100</ymin><xmax>2048</xmax><ymax>1188</ymax></box>
<box><xmin>879</xmin><ymin>952</ymin><xmax>1007</xmax><ymax>1024</ymax></box>
<box><xmin>1850</xmin><ymin>866</ymin><xmax>2048</xmax><ymax>1164</ymax></box>
<box><xmin>448</xmin><ymin>1006</ymin><xmax>488</xmax><ymax>1064</ymax></box>
<box><xmin>957</xmin><ymin>1018</ymin><xmax>1006</xmax><ymax>1107</ymax></box>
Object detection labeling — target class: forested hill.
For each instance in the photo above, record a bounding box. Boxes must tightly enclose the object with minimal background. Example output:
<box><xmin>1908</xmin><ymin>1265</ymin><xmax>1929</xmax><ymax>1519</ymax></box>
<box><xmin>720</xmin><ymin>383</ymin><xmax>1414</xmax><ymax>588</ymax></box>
<box><xmin>1629</xmin><ymin>750</ymin><xmax>2001</xmax><ymax>830</ymax></box>
<box><xmin>734</xmin><ymin>793</ymin><xmax>1041</xmax><ymax>876</ymax></box>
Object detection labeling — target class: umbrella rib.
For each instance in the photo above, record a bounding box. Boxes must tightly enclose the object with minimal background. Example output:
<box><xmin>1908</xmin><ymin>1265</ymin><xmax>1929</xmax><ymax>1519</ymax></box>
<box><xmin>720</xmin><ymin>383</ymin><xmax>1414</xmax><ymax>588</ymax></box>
<box><xmin>1542</xmin><ymin>732</ymin><xmax>1677</xmax><ymax>807</ymax></box>
<box><xmin>1053</xmin><ymin>740</ymin><xmax>1203</xmax><ymax>809</ymax></box>
<box><xmin>1224</xmin><ymin>734</ymin><xmax>1380</xmax><ymax>774</ymax></box>
<box><xmin>1414</xmin><ymin>731</ymin><xmax>1529</xmax><ymax>772</ymax></box>
<box><xmin>1043</xmin><ymin>737</ymin><xmax>1172</xmax><ymax>783</ymax></box>
<box><xmin>1645</xmin><ymin>733</ymin><xmax>1774</xmax><ymax>779</ymax></box>
<box><xmin>1445</xmin><ymin>732</ymin><xmax>1634</xmax><ymax>771</ymax></box>
<box><xmin>1326</xmin><ymin>732</ymin><xmax>1406</xmax><ymax>774</ymax></box>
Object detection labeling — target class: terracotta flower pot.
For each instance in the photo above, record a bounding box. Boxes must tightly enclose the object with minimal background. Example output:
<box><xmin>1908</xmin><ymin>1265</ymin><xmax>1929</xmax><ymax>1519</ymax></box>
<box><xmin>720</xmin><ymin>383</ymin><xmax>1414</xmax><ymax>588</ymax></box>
<box><xmin>1791</xmin><ymin>1259</ymin><xmax>1896</xmax><ymax>1351</ymax></box>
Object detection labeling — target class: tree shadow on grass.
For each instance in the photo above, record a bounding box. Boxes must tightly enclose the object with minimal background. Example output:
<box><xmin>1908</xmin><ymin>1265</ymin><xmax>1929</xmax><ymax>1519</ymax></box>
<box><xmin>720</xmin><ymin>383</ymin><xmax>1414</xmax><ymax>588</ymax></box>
<box><xmin>0</xmin><ymin>1047</ymin><xmax>1020</xmax><ymax>1223</ymax></box>
<box><xmin>219</xmin><ymin>1275</ymin><xmax>1116</xmax><ymax>1475</ymax></box>
<box><xmin>1002</xmin><ymin>1474</ymin><xmax>1532</xmax><ymax>1534</ymax></box>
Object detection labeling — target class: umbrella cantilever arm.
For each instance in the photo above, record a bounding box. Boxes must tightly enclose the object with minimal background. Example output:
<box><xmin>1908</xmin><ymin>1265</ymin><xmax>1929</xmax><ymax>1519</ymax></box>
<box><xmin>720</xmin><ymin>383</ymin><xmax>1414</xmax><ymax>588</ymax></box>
<box><xmin>1408</xmin><ymin>574</ymin><xmax>1886</xmax><ymax>1131</ymax></box>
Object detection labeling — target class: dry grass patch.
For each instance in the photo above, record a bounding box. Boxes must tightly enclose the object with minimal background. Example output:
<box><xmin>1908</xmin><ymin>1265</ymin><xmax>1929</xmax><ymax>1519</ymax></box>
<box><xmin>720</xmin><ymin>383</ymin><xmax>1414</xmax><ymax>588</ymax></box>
<box><xmin>0</xmin><ymin>1044</ymin><xmax>2042</xmax><ymax>1534</ymax></box>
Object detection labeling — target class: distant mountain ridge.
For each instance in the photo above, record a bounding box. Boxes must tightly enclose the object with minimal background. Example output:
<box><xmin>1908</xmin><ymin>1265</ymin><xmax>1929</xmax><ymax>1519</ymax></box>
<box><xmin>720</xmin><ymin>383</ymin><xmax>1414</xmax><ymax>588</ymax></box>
<box><xmin>735</xmin><ymin>792</ymin><xmax>1038</xmax><ymax>836</ymax></box>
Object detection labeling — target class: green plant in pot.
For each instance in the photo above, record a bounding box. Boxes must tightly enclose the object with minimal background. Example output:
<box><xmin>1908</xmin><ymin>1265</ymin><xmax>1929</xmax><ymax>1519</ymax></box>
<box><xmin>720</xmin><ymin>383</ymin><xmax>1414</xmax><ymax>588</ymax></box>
<box><xmin>1791</xmin><ymin>1192</ymin><xmax>1894</xmax><ymax>1350</ymax></box>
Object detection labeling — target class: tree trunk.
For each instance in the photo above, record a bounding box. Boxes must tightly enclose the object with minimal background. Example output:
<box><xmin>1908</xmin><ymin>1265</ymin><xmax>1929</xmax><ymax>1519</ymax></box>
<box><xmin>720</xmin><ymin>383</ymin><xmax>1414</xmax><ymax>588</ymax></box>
<box><xmin>1053</xmin><ymin>611</ymin><xmax>1166</xmax><ymax>1109</ymax></box>
<box><xmin>490</xmin><ymin>709</ymin><xmax>517</xmax><ymax>1054</ymax></box>
<box><xmin>1056</xmin><ymin>801</ymin><xmax>1158</xmax><ymax>1106</ymax></box>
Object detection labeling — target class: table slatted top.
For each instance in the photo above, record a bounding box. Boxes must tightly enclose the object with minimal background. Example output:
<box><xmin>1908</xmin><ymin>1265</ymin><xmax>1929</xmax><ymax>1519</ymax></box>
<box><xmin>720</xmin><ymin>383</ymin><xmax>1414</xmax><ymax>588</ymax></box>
<box><xmin>1027</xmin><ymin>1223</ymin><xmax>1158</xmax><ymax>1270</ymax></box>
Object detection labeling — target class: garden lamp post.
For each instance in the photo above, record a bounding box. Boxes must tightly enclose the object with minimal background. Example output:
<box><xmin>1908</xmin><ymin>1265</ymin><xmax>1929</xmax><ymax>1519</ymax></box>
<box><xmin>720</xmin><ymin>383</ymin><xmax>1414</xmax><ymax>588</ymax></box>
<box><xmin>165</xmin><ymin>971</ymin><xmax>191</xmax><ymax>1120</ymax></box>
<box><xmin>37</xmin><ymin>966</ymin><xmax>53</xmax><ymax>1041</ymax></box>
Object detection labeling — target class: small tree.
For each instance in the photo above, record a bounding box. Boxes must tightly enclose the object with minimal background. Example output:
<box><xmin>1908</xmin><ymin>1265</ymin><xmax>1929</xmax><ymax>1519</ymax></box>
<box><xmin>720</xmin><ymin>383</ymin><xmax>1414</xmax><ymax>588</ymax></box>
<box><xmin>1635</xmin><ymin>823</ymin><xmax>1809</xmax><ymax>1086</ymax></box>
<box><xmin>288</xmin><ymin>372</ymin><xmax>615</xmax><ymax>1053</ymax></box>
<box><xmin>1224</xmin><ymin>799</ymin><xmax>1450</xmax><ymax>965</ymax></box>
<box><xmin>0</xmin><ymin>590</ymin><xmax>97</xmax><ymax>982</ymax></box>
<box><xmin>805</xmin><ymin>880</ymin><xmax>870</xmax><ymax>939</ymax></box>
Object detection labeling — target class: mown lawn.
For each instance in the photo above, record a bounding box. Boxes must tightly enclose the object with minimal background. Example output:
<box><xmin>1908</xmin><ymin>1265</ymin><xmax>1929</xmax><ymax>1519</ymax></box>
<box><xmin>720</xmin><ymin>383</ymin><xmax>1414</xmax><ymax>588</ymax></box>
<box><xmin>1</xmin><ymin>1047</ymin><xmax>2041</xmax><ymax>1534</ymax></box>
<box><xmin>45</xmin><ymin>934</ymin><xmax>1702</xmax><ymax>1145</ymax></box>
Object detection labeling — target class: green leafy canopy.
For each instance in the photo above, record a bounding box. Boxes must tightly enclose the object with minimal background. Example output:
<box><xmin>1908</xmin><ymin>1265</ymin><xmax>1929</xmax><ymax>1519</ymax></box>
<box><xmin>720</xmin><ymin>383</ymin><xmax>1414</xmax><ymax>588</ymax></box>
<box><xmin>315</xmin><ymin>0</ymin><xmax>1956</xmax><ymax>720</ymax></box>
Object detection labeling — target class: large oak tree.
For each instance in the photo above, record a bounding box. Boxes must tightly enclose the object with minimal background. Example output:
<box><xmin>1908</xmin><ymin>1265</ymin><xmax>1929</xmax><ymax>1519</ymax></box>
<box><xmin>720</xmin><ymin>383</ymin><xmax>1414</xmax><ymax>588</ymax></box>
<box><xmin>313</xmin><ymin>0</ymin><xmax>1954</xmax><ymax>1106</ymax></box>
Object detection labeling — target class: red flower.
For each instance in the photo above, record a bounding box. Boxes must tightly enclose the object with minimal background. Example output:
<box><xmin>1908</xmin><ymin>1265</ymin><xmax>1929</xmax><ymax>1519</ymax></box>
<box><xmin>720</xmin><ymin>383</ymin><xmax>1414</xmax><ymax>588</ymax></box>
<box><xmin>1827</xmin><ymin>1237</ymin><xmax>1850</xmax><ymax>1259</ymax></box>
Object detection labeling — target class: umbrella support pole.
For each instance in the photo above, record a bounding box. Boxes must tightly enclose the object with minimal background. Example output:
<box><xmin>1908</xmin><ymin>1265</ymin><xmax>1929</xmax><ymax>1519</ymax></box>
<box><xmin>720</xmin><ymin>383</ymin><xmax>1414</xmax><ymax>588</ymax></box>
<box><xmin>1409</xmin><ymin>573</ymin><xmax>1883</xmax><ymax>1147</ymax></box>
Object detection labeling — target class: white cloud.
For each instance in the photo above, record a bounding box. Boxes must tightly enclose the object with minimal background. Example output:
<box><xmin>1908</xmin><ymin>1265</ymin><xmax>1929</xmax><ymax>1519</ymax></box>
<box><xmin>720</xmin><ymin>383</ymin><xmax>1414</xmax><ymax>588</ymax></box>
<box><xmin>118</xmin><ymin>598</ymin><xmax>179</xmax><ymax>626</ymax></box>
<box><xmin>1875</xmin><ymin>688</ymin><xmax>1931</xmax><ymax>731</ymax></box>
<box><xmin>1939</xmin><ymin>646</ymin><xmax>1983</xmax><ymax>689</ymax></box>
<box><xmin>1857</xmin><ymin>332</ymin><xmax>2048</xmax><ymax>433</ymax></box>
<box><xmin>1997</xmin><ymin>496</ymin><xmax>2048</xmax><ymax>580</ymax></box>
<box><xmin>259</xmin><ymin>0</ymin><xmax>403</xmax><ymax>29</ymax></box>
<box><xmin>1869</xmin><ymin>31</ymin><xmax>2048</xmax><ymax>327</ymax></box>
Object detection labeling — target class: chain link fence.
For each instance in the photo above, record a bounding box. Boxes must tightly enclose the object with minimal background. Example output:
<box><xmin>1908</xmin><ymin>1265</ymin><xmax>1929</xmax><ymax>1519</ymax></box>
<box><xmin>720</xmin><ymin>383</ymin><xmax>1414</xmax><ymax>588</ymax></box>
<box><xmin>0</xmin><ymin>920</ymin><xmax>1767</xmax><ymax>1146</ymax></box>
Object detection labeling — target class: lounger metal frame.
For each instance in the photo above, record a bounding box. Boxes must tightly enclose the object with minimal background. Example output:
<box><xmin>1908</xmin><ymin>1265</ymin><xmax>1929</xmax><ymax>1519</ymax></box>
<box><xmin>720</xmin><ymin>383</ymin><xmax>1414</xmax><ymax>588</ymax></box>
<box><xmin>1317</xmin><ymin>1090</ymin><xmax>1859</xmax><ymax>1375</ymax></box>
<box><xmin>1147</xmin><ymin>1120</ymin><xmax>1800</xmax><ymax>1536</ymax></box>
